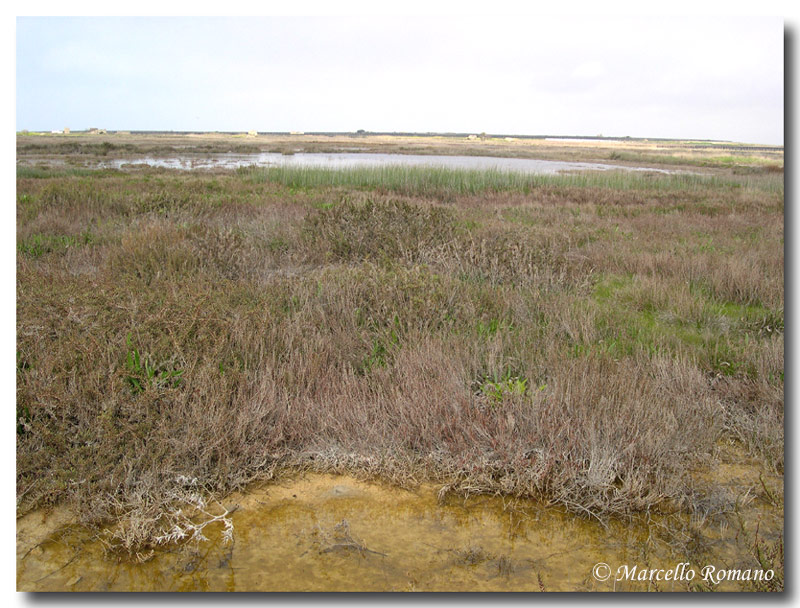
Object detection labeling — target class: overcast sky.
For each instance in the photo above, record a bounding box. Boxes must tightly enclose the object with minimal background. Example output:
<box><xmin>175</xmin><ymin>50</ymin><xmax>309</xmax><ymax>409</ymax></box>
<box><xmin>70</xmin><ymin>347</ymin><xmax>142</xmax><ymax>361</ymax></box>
<box><xmin>15</xmin><ymin>16</ymin><xmax>784</xmax><ymax>144</ymax></box>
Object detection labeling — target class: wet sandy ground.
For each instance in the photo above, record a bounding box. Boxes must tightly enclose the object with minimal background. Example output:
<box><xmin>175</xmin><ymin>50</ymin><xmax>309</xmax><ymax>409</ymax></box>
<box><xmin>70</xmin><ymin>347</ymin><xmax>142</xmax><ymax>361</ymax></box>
<box><xmin>17</xmin><ymin>450</ymin><xmax>782</xmax><ymax>592</ymax></box>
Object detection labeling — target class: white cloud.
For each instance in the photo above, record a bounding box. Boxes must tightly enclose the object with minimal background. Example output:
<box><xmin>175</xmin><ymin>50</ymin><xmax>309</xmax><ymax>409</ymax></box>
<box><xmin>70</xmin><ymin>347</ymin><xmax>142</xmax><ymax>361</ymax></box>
<box><xmin>16</xmin><ymin>15</ymin><xmax>784</xmax><ymax>143</ymax></box>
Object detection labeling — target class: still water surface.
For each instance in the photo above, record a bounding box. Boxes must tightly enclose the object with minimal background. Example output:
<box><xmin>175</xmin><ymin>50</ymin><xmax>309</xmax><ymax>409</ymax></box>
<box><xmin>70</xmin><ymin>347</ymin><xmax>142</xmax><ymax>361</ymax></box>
<box><xmin>95</xmin><ymin>152</ymin><xmax>680</xmax><ymax>174</ymax></box>
<box><xmin>17</xmin><ymin>462</ymin><xmax>781</xmax><ymax>592</ymax></box>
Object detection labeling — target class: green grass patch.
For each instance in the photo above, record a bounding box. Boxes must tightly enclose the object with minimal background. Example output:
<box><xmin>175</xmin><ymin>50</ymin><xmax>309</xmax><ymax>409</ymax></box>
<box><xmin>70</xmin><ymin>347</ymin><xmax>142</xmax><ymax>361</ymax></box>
<box><xmin>586</xmin><ymin>274</ymin><xmax>782</xmax><ymax>377</ymax></box>
<box><xmin>17</xmin><ymin>231</ymin><xmax>94</xmax><ymax>257</ymax></box>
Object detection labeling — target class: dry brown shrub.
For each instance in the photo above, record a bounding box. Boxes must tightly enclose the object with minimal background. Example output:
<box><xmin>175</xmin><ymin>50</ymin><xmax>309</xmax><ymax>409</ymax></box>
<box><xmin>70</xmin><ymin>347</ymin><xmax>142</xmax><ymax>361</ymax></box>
<box><xmin>16</xmin><ymin>168</ymin><xmax>783</xmax><ymax>555</ymax></box>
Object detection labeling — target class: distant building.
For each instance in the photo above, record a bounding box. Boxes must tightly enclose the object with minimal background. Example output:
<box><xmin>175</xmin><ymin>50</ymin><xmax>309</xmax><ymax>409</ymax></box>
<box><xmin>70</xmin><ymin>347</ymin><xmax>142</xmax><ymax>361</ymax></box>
<box><xmin>467</xmin><ymin>134</ymin><xmax>479</xmax><ymax>140</ymax></box>
<box><xmin>63</xmin><ymin>127</ymin><xmax>70</xmax><ymax>134</ymax></box>
<box><xmin>88</xmin><ymin>128</ymin><xmax>107</xmax><ymax>135</ymax></box>
<box><xmin>51</xmin><ymin>130</ymin><xmax>63</xmax><ymax>134</ymax></box>
<box><xmin>247</xmin><ymin>130</ymin><xmax>258</xmax><ymax>137</ymax></box>
<box><xmin>290</xmin><ymin>131</ymin><xmax>305</xmax><ymax>135</ymax></box>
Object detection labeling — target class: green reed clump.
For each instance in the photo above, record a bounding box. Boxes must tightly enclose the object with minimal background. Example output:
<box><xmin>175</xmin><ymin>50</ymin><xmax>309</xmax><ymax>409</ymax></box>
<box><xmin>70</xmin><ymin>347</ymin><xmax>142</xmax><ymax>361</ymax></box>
<box><xmin>237</xmin><ymin>164</ymin><xmax>781</xmax><ymax>197</ymax></box>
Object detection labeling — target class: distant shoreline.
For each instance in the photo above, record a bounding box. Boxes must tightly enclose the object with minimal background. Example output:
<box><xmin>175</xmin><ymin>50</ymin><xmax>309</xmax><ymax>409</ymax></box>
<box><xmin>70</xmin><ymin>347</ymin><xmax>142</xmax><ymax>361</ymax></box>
<box><xmin>16</xmin><ymin>131</ymin><xmax>784</xmax><ymax>173</ymax></box>
<box><xmin>16</xmin><ymin>129</ymin><xmax>784</xmax><ymax>149</ymax></box>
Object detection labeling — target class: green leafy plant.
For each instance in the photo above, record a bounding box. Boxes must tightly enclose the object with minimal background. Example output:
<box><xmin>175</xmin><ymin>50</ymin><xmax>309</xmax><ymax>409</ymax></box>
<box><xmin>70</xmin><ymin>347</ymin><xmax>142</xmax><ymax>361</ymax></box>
<box><xmin>477</xmin><ymin>369</ymin><xmax>529</xmax><ymax>404</ymax></box>
<box><xmin>476</xmin><ymin>318</ymin><xmax>514</xmax><ymax>338</ymax></box>
<box><xmin>358</xmin><ymin>315</ymin><xmax>403</xmax><ymax>374</ymax></box>
<box><xmin>124</xmin><ymin>333</ymin><xmax>184</xmax><ymax>394</ymax></box>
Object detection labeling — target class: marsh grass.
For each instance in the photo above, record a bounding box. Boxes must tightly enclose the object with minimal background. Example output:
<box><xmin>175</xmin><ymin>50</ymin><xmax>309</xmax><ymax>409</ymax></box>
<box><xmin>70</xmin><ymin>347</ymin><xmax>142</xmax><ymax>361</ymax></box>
<box><xmin>16</xmin><ymin>166</ymin><xmax>109</xmax><ymax>179</ymax></box>
<box><xmin>237</xmin><ymin>164</ymin><xmax>782</xmax><ymax>199</ymax></box>
<box><xmin>16</xmin><ymin>165</ymin><xmax>783</xmax><ymax>564</ymax></box>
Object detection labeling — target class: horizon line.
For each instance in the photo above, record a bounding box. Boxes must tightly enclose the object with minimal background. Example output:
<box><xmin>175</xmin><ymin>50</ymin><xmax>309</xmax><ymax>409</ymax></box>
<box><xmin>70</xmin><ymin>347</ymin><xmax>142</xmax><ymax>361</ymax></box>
<box><xmin>16</xmin><ymin>129</ymin><xmax>785</xmax><ymax>148</ymax></box>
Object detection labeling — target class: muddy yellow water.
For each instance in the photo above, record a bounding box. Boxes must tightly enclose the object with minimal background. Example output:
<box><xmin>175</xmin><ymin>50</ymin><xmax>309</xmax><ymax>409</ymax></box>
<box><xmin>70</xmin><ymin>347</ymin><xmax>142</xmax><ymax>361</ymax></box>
<box><xmin>18</xmin><ymin>457</ymin><xmax>782</xmax><ymax>592</ymax></box>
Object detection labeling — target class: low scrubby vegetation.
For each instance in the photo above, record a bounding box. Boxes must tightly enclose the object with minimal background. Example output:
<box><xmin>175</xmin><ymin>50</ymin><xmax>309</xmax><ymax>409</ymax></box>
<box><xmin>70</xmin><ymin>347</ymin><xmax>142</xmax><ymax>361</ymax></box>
<box><xmin>16</xmin><ymin>164</ymin><xmax>783</xmax><ymax>558</ymax></box>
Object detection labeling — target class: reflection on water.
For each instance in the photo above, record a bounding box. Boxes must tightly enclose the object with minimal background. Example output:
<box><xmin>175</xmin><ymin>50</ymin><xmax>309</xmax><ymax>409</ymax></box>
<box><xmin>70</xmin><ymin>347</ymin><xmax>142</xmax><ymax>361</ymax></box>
<box><xmin>90</xmin><ymin>152</ymin><xmax>682</xmax><ymax>175</ymax></box>
<box><xmin>17</xmin><ymin>464</ymin><xmax>781</xmax><ymax>592</ymax></box>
